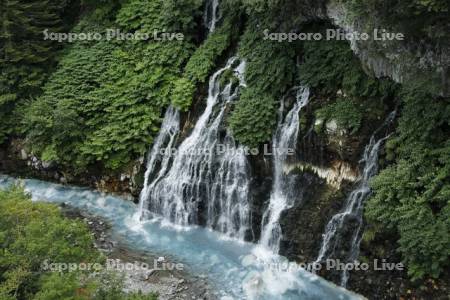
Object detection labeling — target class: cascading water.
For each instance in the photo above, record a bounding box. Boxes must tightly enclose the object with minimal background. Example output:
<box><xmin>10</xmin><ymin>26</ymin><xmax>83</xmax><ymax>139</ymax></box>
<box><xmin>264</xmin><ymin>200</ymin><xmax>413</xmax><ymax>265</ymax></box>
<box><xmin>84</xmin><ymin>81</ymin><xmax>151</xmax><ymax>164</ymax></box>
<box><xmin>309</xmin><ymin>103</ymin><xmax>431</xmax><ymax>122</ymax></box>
<box><xmin>138</xmin><ymin>58</ymin><xmax>251</xmax><ymax>239</ymax></box>
<box><xmin>260</xmin><ymin>86</ymin><xmax>310</xmax><ymax>253</ymax></box>
<box><xmin>208</xmin><ymin>131</ymin><xmax>251</xmax><ymax>240</ymax></box>
<box><xmin>315</xmin><ymin>111</ymin><xmax>396</xmax><ymax>286</ymax></box>
<box><xmin>204</xmin><ymin>0</ymin><xmax>220</xmax><ymax>33</ymax></box>
<box><xmin>138</xmin><ymin>106</ymin><xmax>180</xmax><ymax>220</ymax></box>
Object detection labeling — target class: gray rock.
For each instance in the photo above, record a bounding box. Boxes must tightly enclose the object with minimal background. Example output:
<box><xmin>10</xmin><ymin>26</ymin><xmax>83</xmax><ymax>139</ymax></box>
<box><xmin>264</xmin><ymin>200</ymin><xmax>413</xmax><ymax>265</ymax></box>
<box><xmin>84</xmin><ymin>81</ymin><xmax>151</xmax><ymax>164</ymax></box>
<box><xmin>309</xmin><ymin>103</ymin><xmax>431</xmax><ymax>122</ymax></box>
<box><xmin>20</xmin><ymin>149</ymin><xmax>28</xmax><ymax>160</ymax></box>
<box><xmin>42</xmin><ymin>161</ymin><xmax>53</xmax><ymax>169</ymax></box>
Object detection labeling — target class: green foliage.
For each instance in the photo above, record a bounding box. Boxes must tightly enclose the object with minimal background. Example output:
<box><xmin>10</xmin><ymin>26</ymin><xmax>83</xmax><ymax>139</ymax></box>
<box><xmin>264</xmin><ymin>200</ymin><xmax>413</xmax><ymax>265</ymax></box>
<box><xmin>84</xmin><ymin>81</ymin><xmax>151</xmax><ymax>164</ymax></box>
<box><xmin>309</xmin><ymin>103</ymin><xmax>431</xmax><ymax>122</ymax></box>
<box><xmin>230</xmin><ymin>14</ymin><xmax>298</xmax><ymax>147</ymax></box>
<box><xmin>367</xmin><ymin>86</ymin><xmax>450</xmax><ymax>280</ymax></box>
<box><xmin>184</xmin><ymin>25</ymin><xmax>233</xmax><ymax>83</ymax></box>
<box><xmin>237</xmin><ymin>0</ymin><xmax>323</xmax><ymax>32</ymax></box>
<box><xmin>300</xmin><ymin>37</ymin><xmax>394</xmax><ymax>99</ymax></box>
<box><xmin>316</xmin><ymin>98</ymin><xmax>363</xmax><ymax>133</ymax></box>
<box><xmin>0</xmin><ymin>92</ymin><xmax>17</xmax><ymax>143</ymax></box>
<box><xmin>239</xmin><ymin>0</ymin><xmax>282</xmax><ymax>12</ymax></box>
<box><xmin>0</xmin><ymin>0</ymin><xmax>76</xmax><ymax>143</ymax></box>
<box><xmin>238</xmin><ymin>18</ymin><xmax>297</xmax><ymax>98</ymax></box>
<box><xmin>22</xmin><ymin>0</ymin><xmax>201</xmax><ymax>171</ymax></box>
<box><xmin>161</xmin><ymin>0</ymin><xmax>203</xmax><ymax>33</ymax></box>
<box><xmin>35</xmin><ymin>271</ymin><xmax>157</xmax><ymax>300</ymax></box>
<box><xmin>115</xmin><ymin>0</ymin><xmax>202</xmax><ymax>33</ymax></box>
<box><xmin>229</xmin><ymin>89</ymin><xmax>277</xmax><ymax>148</ymax></box>
<box><xmin>0</xmin><ymin>185</ymin><xmax>101</xmax><ymax>298</ymax></box>
<box><xmin>171</xmin><ymin>78</ymin><xmax>196</xmax><ymax>111</ymax></box>
<box><xmin>33</xmin><ymin>272</ymin><xmax>95</xmax><ymax>300</ymax></box>
<box><xmin>301</xmin><ymin>35</ymin><xmax>397</xmax><ymax>135</ymax></box>
<box><xmin>0</xmin><ymin>186</ymin><xmax>158</xmax><ymax>300</ymax></box>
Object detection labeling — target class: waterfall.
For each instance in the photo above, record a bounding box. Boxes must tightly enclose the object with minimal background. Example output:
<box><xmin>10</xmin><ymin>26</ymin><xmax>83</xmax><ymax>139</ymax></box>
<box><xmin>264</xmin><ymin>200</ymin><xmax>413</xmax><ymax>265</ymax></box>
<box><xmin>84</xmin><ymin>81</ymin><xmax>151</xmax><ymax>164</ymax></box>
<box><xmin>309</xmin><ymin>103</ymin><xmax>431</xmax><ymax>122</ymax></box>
<box><xmin>139</xmin><ymin>57</ymin><xmax>251</xmax><ymax>239</ymax></box>
<box><xmin>315</xmin><ymin>111</ymin><xmax>396</xmax><ymax>286</ymax></box>
<box><xmin>204</xmin><ymin>0</ymin><xmax>220</xmax><ymax>33</ymax></box>
<box><xmin>260</xmin><ymin>86</ymin><xmax>311</xmax><ymax>253</ymax></box>
<box><xmin>138</xmin><ymin>106</ymin><xmax>180</xmax><ymax>220</ymax></box>
<box><xmin>208</xmin><ymin>132</ymin><xmax>251</xmax><ymax>239</ymax></box>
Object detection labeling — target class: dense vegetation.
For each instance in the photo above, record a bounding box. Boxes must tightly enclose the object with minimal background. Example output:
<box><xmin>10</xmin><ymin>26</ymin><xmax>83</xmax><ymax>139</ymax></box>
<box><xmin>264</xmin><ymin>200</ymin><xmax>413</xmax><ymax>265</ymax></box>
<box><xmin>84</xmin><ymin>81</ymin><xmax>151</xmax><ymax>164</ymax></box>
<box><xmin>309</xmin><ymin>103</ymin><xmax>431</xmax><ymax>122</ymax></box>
<box><xmin>298</xmin><ymin>32</ymin><xmax>449</xmax><ymax>281</ymax></box>
<box><xmin>21</xmin><ymin>0</ymin><xmax>204</xmax><ymax>171</ymax></box>
<box><xmin>0</xmin><ymin>0</ymin><xmax>448</xmax><ymax>288</ymax></box>
<box><xmin>300</xmin><ymin>36</ymin><xmax>396</xmax><ymax>134</ymax></box>
<box><xmin>366</xmin><ymin>86</ymin><xmax>450</xmax><ymax>280</ymax></box>
<box><xmin>230</xmin><ymin>14</ymin><xmax>298</xmax><ymax>147</ymax></box>
<box><xmin>0</xmin><ymin>0</ymin><xmax>78</xmax><ymax>144</ymax></box>
<box><xmin>0</xmin><ymin>186</ymin><xmax>157</xmax><ymax>300</ymax></box>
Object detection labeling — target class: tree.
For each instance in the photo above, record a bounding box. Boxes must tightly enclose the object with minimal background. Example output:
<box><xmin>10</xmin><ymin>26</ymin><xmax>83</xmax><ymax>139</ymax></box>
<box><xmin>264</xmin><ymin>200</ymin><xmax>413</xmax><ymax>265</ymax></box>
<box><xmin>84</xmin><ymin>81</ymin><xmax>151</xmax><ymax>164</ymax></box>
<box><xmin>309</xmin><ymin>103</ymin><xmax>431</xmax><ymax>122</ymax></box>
<box><xmin>0</xmin><ymin>0</ymin><xmax>75</xmax><ymax>143</ymax></box>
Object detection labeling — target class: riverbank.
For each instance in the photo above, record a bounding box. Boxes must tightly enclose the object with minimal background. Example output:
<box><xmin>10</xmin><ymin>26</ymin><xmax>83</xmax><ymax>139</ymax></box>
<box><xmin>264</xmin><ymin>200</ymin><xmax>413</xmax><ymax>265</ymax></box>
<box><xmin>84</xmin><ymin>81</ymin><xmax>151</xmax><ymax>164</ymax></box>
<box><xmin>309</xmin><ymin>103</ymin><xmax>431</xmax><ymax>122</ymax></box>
<box><xmin>62</xmin><ymin>206</ymin><xmax>215</xmax><ymax>300</ymax></box>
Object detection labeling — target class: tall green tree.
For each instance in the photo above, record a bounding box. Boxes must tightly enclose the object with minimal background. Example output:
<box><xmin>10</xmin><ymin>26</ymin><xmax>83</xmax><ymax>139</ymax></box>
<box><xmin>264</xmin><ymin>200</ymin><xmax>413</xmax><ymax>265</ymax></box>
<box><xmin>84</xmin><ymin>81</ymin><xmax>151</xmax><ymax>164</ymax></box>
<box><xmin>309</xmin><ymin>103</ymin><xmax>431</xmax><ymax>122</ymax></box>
<box><xmin>0</xmin><ymin>0</ymin><xmax>74</xmax><ymax>143</ymax></box>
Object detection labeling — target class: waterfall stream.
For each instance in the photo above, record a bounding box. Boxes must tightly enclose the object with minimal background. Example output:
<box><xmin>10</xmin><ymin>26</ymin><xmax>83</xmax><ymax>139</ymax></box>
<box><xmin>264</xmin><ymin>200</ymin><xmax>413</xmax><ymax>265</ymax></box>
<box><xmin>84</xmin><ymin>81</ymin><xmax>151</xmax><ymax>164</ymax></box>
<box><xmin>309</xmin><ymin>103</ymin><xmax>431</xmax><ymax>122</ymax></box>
<box><xmin>260</xmin><ymin>86</ymin><xmax>310</xmax><ymax>253</ymax></box>
<box><xmin>204</xmin><ymin>0</ymin><xmax>220</xmax><ymax>33</ymax></box>
<box><xmin>138</xmin><ymin>106</ymin><xmax>180</xmax><ymax>220</ymax></box>
<box><xmin>138</xmin><ymin>58</ymin><xmax>251</xmax><ymax>239</ymax></box>
<box><xmin>316</xmin><ymin>111</ymin><xmax>396</xmax><ymax>286</ymax></box>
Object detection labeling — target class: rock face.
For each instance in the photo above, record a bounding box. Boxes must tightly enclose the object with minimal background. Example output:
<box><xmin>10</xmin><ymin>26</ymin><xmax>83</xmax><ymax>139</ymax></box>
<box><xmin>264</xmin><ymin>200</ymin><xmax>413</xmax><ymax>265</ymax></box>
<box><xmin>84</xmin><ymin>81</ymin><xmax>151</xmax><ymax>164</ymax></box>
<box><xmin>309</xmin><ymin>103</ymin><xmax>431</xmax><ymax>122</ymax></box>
<box><xmin>258</xmin><ymin>0</ymin><xmax>450</xmax><ymax>96</ymax></box>
<box><xmin>324</xmin><ymin>1</ymin><xmax>449</xmax><ymax>96</ymax></box>
<box><xmin>274</xmin><ymin>100</ymin><xmax>367</xmax><ymax>262</ymax></box>
<box><xmin>0</xmin><ymin>139</ymin><xmax>145</xmax><ymax>200</ymax></box>
<box><xmin>246</xmin><ymin>152</ymin><xmax>273</xmax><ymax>242</ymax></box>
<box><xmin>273</xmin><ymin>0</ymin><xmax>449</xmax><ymax>96</ymax></box>
<box><xmin>278</xmin><ymin>172</ymin><xmax>348</xmax><ymax>263</ymax></box>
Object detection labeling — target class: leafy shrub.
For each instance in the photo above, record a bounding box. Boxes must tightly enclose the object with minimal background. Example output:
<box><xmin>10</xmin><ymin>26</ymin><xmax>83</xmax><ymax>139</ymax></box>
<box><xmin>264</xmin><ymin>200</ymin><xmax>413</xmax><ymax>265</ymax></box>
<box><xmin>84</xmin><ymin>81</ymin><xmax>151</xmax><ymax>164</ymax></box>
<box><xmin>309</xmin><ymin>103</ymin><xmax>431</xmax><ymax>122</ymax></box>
<box><xmin>0</xmin><ymin>186</ymin><xmax>158</xmax><ymax>300</ymax></box>
<box><xmin>237</xmin><ymin>18</ymin><xmax>297</xmax><ymax>98</ymax></box>
<box><xmin>184</xmin><ymin>26</ymin><xmax>233</xmax><ymax>83</ymax></box>
<box><xmin>171</xmin><ymin>78</ymin><xmax>196</xmax><ymax>111</ymax></box>
<box><xmin>367</xmin><ymin>86</ymin><xmax>450</xmax><ymax>280</ymax></box>
<box><xmin>316</xmin><ymin>98</ymin><xmax>363</xmax><ymax>134</ymax></box>
<box><xmin>0</xmin><ymin>186</ymin><xmax>101</xmax><ymax>298</ymax></box>
<box><xmin>22</xmin><ymin>0</ymin><xmax>201</xmax><ymax>171</ymax></box>
<box><xmin>229</xmin><ymin>14</ymin><xmax>298</xmax><ymax>147</ymax></box>
<box><xmin>229</xmin><ymin>88</ymin><xmax>277</xmax><ymax>148</ymax></box>
<box><xmin>300</xmin><ymin>38</ymin><xmax>394</xmax><ymax>99</ymax></box>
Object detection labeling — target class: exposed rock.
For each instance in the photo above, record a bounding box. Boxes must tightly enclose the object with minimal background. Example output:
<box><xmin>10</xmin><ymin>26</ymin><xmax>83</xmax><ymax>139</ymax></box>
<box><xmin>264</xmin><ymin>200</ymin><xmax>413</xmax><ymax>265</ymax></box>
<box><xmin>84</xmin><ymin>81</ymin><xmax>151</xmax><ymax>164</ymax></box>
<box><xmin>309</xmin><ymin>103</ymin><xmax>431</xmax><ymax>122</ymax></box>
<box><xmin>279</xmin><ymin>172</ymin><xmax>348</xmax><ymax>262</ymax></box>
<box><xmin>325</xmin><ymin>119</ymin><xmax>338</xmax><ymax>134</ymax></box>
<box><xmin>326</xmin><ymin>0</ymin><xmax>449</xmax><ymax>96</ymax></box>
<box><xmin>20</xmin><ymin>149</ymin><xmax>28</xmax><ymax>160</ymax></box>
<box><xmin>42</xmin><ymin>160</ymin><xmax>54</xmax><ymax>169</ymax></box>
<box><xmin>288</xmin><ymin>160</ymin><xmax>358</xmax><ymax>189</ymax></box>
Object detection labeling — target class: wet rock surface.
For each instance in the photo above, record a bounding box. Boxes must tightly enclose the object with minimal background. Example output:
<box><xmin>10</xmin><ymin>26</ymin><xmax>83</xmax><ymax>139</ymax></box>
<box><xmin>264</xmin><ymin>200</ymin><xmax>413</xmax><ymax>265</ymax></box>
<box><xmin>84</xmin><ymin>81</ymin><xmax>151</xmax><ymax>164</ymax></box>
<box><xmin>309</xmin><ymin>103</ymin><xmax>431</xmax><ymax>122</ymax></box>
<box><xmin>279</xmin><ymin>172</ymin><xmax>349</xmax><ymax>262</ymax></box>
<box><xmin>0</xmin><ymin>139</ymin><xmax>144</xmax><ymax>199</ymax></box>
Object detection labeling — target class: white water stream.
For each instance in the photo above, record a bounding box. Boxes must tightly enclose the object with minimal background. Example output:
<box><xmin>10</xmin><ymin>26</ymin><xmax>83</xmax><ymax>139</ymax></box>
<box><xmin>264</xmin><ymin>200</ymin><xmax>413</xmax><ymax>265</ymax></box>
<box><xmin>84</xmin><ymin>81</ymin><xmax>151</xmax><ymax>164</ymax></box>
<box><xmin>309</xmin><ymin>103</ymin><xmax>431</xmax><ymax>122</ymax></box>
<box><xmin>260</xmin><ymin>86</ymin><xmax>310</xmax><ymax>253</ymax></box>
<box><xmin>316</xmin><ymin>111</ymin><xmax>396</xmax><ymax>286</ymax></box>
<box><xmin>138</xmin><ymin>58</ymin><xmax>251</xmax><ymax>239</ymax></box>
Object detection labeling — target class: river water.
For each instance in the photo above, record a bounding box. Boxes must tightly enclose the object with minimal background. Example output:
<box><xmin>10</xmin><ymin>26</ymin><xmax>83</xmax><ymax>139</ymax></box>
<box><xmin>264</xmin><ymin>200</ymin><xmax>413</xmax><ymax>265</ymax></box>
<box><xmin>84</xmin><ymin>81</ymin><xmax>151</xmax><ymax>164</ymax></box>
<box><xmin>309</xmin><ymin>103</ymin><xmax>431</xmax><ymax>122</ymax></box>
<box><xmin>0</xmin><ymin>174</ymin><xmax>362</xmax><ymax>300</ymax></box>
